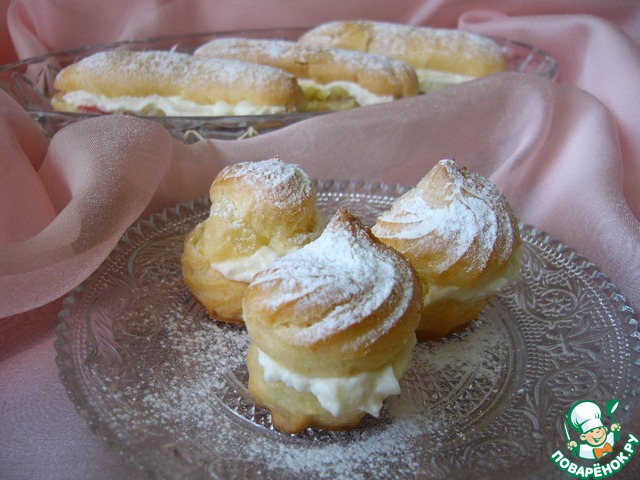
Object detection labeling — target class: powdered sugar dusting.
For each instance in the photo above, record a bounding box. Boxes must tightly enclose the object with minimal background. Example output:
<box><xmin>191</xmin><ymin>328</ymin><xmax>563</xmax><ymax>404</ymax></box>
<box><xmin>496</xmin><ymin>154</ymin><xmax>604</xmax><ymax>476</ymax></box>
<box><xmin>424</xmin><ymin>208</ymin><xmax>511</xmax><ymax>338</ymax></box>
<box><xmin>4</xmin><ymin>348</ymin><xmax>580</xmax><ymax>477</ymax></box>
<box><xmin>301</xmin><ymin>20</ymin><xmax>506</xmax><ymax>75</ymax></box>
<box><xmin>104</xmin><ymin>290</ymin><xmax>511</xmax><ymax>479</ymax></box>
<box><xmin>249</xmin><ymin>209</ymin><xmax>416</xmax><ymax>347</ymax></box>
<box><xmin>196</xmin><ymin>37</ymin><xmax>414</xmax><ymax>77</ymax></box>
<box><xmin>362</xmin><ymin>20</ymin><xmax>503</xmax><ymax>62</ymax></box>
<box><xmin>69</xmin><ymin>184</ymin><xmax>536</xmax><ymax>479</ymax></box>
<box><xmin>56</xmin><ymin>50</ymin><xmax>298</xmax><ymax>105</ymax></box>
<box><xmin>214</xmin><ymin>157</ymin><xmax>314</xmax><ymax>211</ymax></box>
<box><xmin>373</xmin><ymin>159</ymin><xmax>518</xmax><ymax>275</ymax></box>
<box><xmin>195</xmin><ymin>37</ymin><xmax>418</xmax><ymax>98</ymax></box>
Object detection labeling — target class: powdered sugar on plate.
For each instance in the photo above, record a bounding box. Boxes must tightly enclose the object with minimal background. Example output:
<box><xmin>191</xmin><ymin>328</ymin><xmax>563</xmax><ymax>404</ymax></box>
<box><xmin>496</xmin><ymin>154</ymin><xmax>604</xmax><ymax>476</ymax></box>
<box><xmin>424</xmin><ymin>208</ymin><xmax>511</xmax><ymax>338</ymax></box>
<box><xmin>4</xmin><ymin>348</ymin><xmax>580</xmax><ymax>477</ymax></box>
<box><xmin>108</xmin><ymin>284</ymin><xmax>511</xmax><ymax>480</ymax></box>
<box><xmin>61</xmin><ymin>182</ymin><xmax>630</xmax><ymax>479</ymax></box>
<box><xmin>70</xmin><ymin>185</ymin><xmax>517</xmax><ymax>479</ymax></box>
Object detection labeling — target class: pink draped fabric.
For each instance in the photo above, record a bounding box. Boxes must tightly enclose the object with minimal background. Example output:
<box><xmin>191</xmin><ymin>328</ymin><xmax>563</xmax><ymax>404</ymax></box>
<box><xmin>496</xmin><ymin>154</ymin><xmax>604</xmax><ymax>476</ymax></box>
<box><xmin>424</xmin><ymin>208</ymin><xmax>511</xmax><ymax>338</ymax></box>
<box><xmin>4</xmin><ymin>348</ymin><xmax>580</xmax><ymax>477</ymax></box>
<box><xmin>1</xmin><ymin>1</ymin><xmax>639</xmax><ymax>478</ymax></box>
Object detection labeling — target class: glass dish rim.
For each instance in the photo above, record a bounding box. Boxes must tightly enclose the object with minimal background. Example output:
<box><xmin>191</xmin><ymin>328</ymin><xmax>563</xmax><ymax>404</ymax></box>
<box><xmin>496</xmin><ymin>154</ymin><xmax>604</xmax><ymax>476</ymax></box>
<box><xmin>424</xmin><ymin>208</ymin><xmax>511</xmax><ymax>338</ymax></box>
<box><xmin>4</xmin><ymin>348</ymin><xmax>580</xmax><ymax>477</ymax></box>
<box><xmin>0</xmin><ymin>26</ymin><xmax>560</xmax><ymax>118</ymax></box>
<box><xmin>54</xmin><ymin>178</ymin><xmax>639</xmax><ymax>479</ymax></box>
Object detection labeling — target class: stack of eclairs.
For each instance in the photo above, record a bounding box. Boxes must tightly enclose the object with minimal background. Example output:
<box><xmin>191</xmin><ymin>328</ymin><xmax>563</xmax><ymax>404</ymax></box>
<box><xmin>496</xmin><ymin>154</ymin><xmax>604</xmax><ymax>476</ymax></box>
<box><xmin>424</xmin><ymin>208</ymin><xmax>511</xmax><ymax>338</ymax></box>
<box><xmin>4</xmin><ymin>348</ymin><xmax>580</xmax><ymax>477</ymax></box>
<box><xmin>181</xmin><ymin>155</ymin><xmax>522</xmax><ymax>434</ymax></box>
<box><xmin>52</xmin><ymin>20</ymin><xmax>508</xmax><ymax>116</ymax></box>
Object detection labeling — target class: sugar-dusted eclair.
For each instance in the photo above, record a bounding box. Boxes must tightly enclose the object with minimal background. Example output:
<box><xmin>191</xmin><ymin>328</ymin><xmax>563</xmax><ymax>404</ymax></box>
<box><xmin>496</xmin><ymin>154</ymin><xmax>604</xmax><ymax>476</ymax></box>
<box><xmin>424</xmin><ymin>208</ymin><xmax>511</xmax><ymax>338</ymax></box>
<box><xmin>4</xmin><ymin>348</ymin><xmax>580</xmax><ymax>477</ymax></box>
<box><xmin>195</xmin><ymin>38</ymin><xmax>419</xmax><ymax>111</ymax></box>
<box><xmin>52</xmin><ymin>50</ymin><xmax>305</xmax><ymax>116</ymax></box>
<box><xmin>299</xmin><ymin>20</ymin><xmax>508</xmax><ymax>93</ymax></box>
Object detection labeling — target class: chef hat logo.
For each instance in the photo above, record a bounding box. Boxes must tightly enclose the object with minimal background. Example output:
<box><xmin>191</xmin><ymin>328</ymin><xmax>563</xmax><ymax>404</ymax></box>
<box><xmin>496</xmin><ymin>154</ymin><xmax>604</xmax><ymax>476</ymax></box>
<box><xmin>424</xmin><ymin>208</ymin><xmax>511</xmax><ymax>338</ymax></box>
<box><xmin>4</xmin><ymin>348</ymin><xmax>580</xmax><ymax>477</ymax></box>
<box><xmin>568</xmin><ymin>400</ymin><xmax>604</xmax><ymax>434</ymax></box>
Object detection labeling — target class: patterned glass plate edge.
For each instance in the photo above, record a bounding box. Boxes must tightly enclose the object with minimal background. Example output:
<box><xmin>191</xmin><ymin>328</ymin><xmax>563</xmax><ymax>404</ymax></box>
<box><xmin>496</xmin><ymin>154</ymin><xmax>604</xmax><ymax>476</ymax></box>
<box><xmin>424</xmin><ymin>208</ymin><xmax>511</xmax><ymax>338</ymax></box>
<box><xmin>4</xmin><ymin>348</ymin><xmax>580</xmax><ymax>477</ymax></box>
<box><xmin>54</xmin><ymin>179</ymin><xmax>640</xmax><ymax>480</ymax></box>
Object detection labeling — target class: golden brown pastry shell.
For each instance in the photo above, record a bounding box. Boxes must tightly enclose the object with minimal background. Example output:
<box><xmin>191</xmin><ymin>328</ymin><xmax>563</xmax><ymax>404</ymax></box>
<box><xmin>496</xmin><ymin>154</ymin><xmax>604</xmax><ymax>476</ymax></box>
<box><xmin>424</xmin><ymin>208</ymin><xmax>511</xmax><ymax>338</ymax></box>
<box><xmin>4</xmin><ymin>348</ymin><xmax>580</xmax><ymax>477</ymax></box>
<box><xmin>243</xmin><ymin>208</ymin><xmax>422</xmax><ymax>378</ymax></box>
<box><xmin>246</xmin><ymin>345</ymin><xmax>367</xmax><ymax>434</ymax></box>
<box><xmin>195</xmin><ymin>38</ymin><xmax>418</xmax><ymax>99</ymax></box>
<box><xmin>299</xmin><ymin>20</ymin><xmax>507</xmax><ymax>78</ymax></box>
<box><xmin>181</xmin><ymin>222</ymin><xmax>247</xmax><ymax>324</ymax></box>
<box><xmin>53</xmin><ymin>50</ymin><xmax>305</xmax><ymax>112</ymax></box>
<box><xmin>372</xmin><ymin>159</ymin><xmax>522</xmax><ymax>341</ymax></box>
<box><xmin>181</xmin><ymin>158</ymin><xmax>324</xmax><ymax>325</ymax></box>
<box><xmin>415</xmin><ymin>295</ymin><xmax>491</xmax><ymax>341</ymax></box>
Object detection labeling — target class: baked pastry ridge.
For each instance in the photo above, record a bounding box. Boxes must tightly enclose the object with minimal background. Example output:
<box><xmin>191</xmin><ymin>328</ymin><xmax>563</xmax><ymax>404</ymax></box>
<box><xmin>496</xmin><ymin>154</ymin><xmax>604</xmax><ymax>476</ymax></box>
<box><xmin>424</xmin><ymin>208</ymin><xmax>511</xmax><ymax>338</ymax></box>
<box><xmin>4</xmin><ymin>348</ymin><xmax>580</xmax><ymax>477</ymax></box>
<box><xmin>195</xmin><ymin>38</ymin><xmax>418</xmax><ymax>111</ymax></box>
<box><xmin>181</xmin><ymin>158</ymin><xmax>325</xmax><ymax>324</ymax></box>
<box><xmin>299</xmin><ymin>20</ymin><xmax>508</xmax><ymax>93</ymax></box>
<box><xmin>372</xmin><ymin>159</ymin><xmax>522</xmax><ymax>340</ymax></box>
<box><xmin>243</xmin><ymin>208</ymin><xmax>422</xmax><ymax>433</ymax></box>
<box><xmin>52</xmin><ymin>50</ymin><xmax>305</xmax><ymax>115</ymax></box>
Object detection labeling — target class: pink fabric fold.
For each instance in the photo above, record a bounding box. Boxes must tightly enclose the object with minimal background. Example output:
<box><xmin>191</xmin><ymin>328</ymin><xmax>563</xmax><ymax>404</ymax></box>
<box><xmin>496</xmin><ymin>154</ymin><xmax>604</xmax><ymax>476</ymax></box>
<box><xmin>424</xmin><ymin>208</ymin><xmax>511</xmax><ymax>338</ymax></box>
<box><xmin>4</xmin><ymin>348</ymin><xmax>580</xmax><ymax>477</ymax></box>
<box><xmin>0</xmin><ymin>1</ymin><xmax>638</xmax><ymax>317</ymax></box>
<box><xmin>0</xmin><ymin>92</ymin><xmax>51</xmax><ymax>244</ymax></box>
<box><xmin>5</xmin><ymin>0</ymin><xmax>640</xmax><ymax>62</ymax></box>
<box><xmin>459</xmin><ymin>12</ymin><xmax>640</xmax><ymax>218</ymax></box>
<box><xmin>0</xmin><ymin>104</ymin><xmax>176</xmax><ymax>316</ymax></box>
<box><xmin>1</xmin><ymin>72</ymin><xmax>639</xmax><ymax>318</ymax></box>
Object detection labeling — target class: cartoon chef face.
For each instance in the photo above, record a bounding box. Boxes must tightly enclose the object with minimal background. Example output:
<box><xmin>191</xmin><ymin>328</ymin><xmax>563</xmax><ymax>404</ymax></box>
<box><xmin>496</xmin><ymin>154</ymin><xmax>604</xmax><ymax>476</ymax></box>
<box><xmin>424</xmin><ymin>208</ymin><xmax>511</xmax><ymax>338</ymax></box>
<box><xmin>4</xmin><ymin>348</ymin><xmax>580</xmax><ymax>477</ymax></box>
<box><xmin>581</xmin><ymin>425</ymin><xmax>609</xmax><ymax>447</ymax></box>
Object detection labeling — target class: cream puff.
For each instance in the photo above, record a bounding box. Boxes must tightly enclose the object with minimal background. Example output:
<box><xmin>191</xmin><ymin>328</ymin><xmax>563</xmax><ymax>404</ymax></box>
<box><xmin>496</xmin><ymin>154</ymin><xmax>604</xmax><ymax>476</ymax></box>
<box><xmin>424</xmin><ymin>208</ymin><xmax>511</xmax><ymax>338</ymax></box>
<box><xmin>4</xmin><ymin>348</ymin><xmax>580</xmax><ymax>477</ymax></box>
<box><xmin>52</xmin><ymin>50</ymin><xmax>305</xmax><ymax>116</ymax></box>
<box><xmin>194</xmin><ymin>38</ymin><xmax>418</xmax><ymax>111</ymax></box>
<box><xmin>299</xmin><ymin>20</ymin><xmax>507</xmax><ymax>93</ymax></box>
<box><xmin>181</xmin><ymin>158</ymin><xmax>325</xmax><ymax>324</ymax></box>
<box><xmin>243</xmin><ymin>208</ymin><xmax>422</xmax><ymax>433</ymax></box>
<box><xmin>372</xmin><ymin>159</ymin><xmax>521</xmax><ymax>341</ymax></box>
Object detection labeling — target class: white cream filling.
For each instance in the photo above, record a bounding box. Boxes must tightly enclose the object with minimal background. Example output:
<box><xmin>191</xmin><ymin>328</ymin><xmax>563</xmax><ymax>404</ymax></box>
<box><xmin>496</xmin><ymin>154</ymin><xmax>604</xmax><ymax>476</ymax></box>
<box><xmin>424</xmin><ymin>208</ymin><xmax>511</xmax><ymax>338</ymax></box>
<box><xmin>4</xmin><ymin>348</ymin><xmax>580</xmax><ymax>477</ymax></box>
<box><xmin>210</xmin><ymin>245</ymin><xmax>296</xmax><ymax>283</ymax></box>
<box><xmin>423</xmin><ymin>248</ymin><xmax>522</xmax><ymax>305</ymax></box>
<box><xmin>417</xmin><ymin>68</ymin><xmax>477</xmax><ymax>93</ymax></box>
<box><xmin>257</xmin><ymin>337</ymin><xmax>415</xmax><ymax>417</ymax></box>
<box><xmin>298</xmin><ymin>79</ymin><xmax>394</xmax><ymax>106</ymax></box>
<box><xmin>61</xmin><ymin>90</ymin><xmax>287</xmax><ymax>116</ymax></box>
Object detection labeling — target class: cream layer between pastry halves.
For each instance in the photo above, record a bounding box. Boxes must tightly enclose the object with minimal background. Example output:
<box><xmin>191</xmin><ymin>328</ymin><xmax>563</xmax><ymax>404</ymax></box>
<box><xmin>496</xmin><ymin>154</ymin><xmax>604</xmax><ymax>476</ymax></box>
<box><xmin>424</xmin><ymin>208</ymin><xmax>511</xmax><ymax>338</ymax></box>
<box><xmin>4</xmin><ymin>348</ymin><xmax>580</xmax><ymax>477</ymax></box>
<box><xmin>257</xmin><ymin>336</ymin><xmax>415</xmax><ymax>417</ymax></box>
<box><xmin>59</xmin><ymin>91</ymin><xmax>288</xmax><ymax>116</ymax></box>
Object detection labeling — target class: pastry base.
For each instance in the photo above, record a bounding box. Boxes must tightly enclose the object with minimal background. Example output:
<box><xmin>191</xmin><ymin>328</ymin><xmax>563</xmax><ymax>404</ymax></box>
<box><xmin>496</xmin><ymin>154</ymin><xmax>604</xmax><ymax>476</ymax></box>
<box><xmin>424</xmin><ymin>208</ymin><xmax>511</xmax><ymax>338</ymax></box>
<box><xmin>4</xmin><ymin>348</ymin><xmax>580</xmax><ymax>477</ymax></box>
<box><xmin>416</xmin><ymin>295</ymin><xmax>492</xmax><ymax>341</ymax></box>
<box><xmin>246</xmin><ymin>345</ymin><xmax>367</xmax><ymax>434</ymax></box>
<box><xmin>181</xmin><ymin>223</ymin><xmax>247</xmax><ymax>324</ymax></box>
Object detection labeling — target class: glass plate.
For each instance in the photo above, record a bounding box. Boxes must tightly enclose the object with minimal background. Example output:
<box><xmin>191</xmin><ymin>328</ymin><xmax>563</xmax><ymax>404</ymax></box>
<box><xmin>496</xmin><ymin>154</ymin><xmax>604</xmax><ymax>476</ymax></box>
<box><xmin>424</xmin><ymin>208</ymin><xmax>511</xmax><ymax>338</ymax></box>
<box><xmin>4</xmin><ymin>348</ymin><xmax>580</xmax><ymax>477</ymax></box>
<box><xmin>0</xmin><ymin>28</ymin><xmax>559</xmax><ymax>140</ymax></box>
<box><xmin>55</xmin><ymin>180</ymin><xmax>639</xmax><ymax>480</ymax></box>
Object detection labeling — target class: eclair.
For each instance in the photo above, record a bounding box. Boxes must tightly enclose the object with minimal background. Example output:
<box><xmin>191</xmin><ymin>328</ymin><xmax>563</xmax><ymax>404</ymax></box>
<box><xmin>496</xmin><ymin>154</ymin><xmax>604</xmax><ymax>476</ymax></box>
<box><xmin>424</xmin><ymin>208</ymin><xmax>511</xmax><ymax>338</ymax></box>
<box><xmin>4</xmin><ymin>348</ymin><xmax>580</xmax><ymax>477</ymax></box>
<box><xmin>372</xmin><ymin>159</ymin><xmax>521</xmax><ymax>341</ymax></box>
<box><xmin>299</xmin><ymin>20</ymin><xmax>507</xmax><ymax>93</ymax></box>
<box><xmin>52</xmin><ymin>50</ymin><xmax>305</xmax><ymax>116</ymax></box>
<box><xmin>195</xmin><ymin>38</ymin><xmax>419</xmax><ymax>111</ymax></box>
<box><xmin>243</xmin><ymin>208</ymin><xmax>422</xmax><ymax>433</ymax></box>
<box><xmin>181</xmin><ymin>158</ymin><xmax>325</xmax><ymax>324</ymax></box>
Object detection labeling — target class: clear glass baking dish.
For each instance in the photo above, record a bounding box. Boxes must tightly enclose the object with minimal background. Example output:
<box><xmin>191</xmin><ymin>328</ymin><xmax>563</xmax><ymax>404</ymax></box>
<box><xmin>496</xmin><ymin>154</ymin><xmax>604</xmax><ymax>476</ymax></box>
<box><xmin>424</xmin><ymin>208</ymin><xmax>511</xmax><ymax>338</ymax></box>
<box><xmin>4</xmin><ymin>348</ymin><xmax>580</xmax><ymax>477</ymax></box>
<box><xmin>0</xmin><ymin>28</ymin><xmax>559</xmax><ymax>140</ymax></box>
